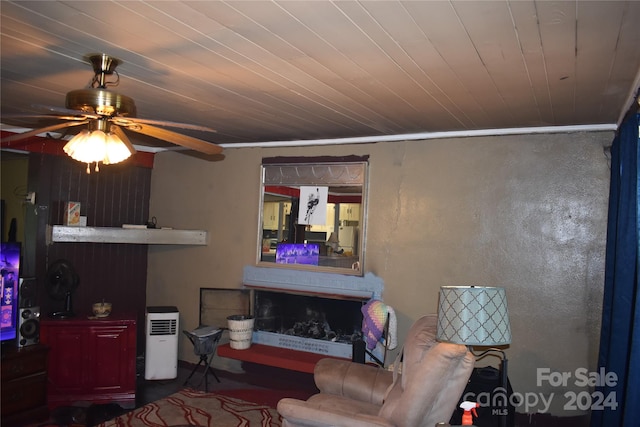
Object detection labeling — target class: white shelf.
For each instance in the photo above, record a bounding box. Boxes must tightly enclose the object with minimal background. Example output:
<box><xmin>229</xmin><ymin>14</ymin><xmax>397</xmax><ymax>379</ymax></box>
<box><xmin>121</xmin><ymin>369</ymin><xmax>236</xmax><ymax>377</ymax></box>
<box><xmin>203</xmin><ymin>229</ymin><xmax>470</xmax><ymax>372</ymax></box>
<box><xmin>47</xmin><ymin>225</ymin><xmax>208</xmax><ymax>245</ymax></box>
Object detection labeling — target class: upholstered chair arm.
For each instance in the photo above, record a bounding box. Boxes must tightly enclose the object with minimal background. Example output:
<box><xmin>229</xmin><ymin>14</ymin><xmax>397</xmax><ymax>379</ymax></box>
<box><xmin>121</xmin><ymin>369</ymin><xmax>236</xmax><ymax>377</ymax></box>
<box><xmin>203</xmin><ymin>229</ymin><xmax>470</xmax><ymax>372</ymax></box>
<box><xmin>313</xmin><ymin>358</ymin><xmax>394</xmax><ymax>405</ymax></box>
<box><xmin>277</xmin><ymin>397</ymin><xmax>395</xmax><ymax>427</ymax></box>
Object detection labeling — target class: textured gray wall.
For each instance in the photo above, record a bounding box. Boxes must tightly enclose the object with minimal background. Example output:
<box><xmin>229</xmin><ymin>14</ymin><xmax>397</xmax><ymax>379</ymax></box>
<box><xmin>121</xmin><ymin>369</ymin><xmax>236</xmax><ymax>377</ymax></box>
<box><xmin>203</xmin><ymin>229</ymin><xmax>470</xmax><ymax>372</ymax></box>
<box><xmin>148</xmin><ymin>131</ymin><xmax>612</xmax><ymax>416</ymax></box>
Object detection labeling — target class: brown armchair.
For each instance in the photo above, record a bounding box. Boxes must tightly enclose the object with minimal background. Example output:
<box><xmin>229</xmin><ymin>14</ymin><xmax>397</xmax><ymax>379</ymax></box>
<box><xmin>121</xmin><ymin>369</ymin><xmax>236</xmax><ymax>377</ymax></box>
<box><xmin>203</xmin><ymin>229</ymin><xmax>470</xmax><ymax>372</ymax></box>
<box><xmin>277</xmin><ymin>315</ymin><xmax>475</xmax><ymax>427</ymax></box>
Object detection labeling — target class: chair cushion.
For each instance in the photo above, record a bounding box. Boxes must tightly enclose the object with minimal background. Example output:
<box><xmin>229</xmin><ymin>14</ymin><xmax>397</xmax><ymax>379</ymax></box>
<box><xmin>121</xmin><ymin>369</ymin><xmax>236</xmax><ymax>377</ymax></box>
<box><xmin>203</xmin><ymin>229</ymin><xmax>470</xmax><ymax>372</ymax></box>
<box><xmin>278</xmin><ymin>395</ymin><xmax>393</xmax><ymax>427</ymax></box>
<box><xmin>378</xmin><ymin>315</ymin><xmax>474</xmax><ymax>427</ymax></box>
<box><xmin>314</xmin><ymin>358</ymin><xmax>393</xmax><ymax>405</ymax></box>
<box><xmin>307</xmin><ymin>393</ymin><xmax>381</xmax><ymax>416</ymax></box>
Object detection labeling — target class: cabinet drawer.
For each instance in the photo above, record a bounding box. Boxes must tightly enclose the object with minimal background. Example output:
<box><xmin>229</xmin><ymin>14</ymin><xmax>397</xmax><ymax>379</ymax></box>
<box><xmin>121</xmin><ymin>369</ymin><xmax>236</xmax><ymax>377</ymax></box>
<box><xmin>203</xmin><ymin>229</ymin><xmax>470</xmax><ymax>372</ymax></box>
<box><xmin>1</xmin><ymin>372</ymin><xmax>47</xmax><ymax>416</ymax></box>
<box><xmin>1</xmin><ymin>348</ymin><xmax>48</xmax><ymax>381</ymax></box>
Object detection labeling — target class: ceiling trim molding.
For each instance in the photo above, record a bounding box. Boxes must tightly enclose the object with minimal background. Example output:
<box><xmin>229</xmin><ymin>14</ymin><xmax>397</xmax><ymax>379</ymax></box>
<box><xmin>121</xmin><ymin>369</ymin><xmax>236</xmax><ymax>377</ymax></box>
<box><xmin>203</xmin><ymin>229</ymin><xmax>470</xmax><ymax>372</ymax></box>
<box><xmin>218</xmin><ymin>124</ymin><xmax>617</xmax><ymax>149</ymax></box>
<box><xmin>617</xmin><ymin>73</ymin><xmax>640</xmax><ymax>126</ymax></box>
<box><xmin>2</xmin><ymin>123</ymin><xmax>617</xmax><ymax>153</ymax></box>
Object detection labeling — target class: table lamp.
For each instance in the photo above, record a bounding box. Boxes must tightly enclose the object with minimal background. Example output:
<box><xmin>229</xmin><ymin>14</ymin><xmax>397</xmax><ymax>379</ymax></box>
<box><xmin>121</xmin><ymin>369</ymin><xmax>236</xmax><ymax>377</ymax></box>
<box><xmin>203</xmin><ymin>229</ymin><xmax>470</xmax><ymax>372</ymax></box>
<box><xmin>436</xmin><ymin>286</ymin><xmax>512</xmax><ymax>427</ymax></box>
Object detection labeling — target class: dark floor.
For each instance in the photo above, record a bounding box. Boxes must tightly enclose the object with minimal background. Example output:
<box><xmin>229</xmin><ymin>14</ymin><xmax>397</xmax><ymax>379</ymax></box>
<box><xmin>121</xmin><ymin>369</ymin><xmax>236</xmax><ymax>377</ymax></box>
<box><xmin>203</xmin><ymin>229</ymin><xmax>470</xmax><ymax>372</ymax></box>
<box><xmin>136</xmin><ymin>358</ymin><xmax>317</xmax><ymax>406</ymax></box>
<box><xmin>135</xmin><ymin>360</ymin><xmax>208</xmax><ymax>407</ymax></box>
<box><xmin>29</xmin><ymin>358</ymin><xmax>594</xmax><ymax>427</ymax></box>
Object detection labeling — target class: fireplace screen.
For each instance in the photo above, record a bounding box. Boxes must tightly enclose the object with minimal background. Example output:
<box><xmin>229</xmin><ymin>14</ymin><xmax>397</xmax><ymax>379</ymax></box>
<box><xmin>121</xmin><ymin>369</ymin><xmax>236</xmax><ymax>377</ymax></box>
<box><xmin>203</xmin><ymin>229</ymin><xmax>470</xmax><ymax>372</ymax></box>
<box><xmin>254</xmin><ymin>290</ymin><xmax>365</xmax><ymax>344</ymax></box>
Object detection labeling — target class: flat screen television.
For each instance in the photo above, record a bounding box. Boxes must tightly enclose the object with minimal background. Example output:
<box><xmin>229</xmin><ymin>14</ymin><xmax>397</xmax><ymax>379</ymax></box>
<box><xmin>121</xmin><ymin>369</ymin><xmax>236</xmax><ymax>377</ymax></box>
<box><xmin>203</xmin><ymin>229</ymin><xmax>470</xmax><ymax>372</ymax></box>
<box><xmin>276</xmin><ymin>243</ymin><xmax>320</xmax><ymax>266</ymax></box>
<box><xmin>1</xmin><ymin>242</ymin><xmax>21</xmax><ymax>343</ymax></box>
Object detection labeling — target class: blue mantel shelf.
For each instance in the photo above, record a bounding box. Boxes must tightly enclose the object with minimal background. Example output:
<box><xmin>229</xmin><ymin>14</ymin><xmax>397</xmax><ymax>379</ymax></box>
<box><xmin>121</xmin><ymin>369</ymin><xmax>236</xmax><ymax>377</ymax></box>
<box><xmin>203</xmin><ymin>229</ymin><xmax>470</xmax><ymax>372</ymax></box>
<box><xmin>243</xmin><ymin>265</ymin><xmax>383</xmax><ymax>299</ymax></box>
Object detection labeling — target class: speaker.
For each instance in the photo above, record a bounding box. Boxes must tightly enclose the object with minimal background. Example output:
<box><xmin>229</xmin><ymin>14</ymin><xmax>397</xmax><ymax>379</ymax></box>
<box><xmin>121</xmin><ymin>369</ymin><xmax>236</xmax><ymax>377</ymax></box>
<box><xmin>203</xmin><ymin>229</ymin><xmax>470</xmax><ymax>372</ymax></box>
<box><xmin>18</xmin><ymin>306</ymin><xmax>40</xmax><ymax>347</ymax></box>
<box><xmin>19</xmin><ymin>277</ymin><xmax>37</xmax><ymax>309</ymax></box>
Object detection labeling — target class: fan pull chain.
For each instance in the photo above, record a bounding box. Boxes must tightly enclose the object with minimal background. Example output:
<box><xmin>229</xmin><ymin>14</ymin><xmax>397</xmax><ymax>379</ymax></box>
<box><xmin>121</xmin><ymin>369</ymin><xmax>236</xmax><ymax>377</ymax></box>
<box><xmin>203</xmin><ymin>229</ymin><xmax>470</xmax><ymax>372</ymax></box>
<box><xmin>85</xmin><ymin>162</ymin><xmax>101</xmax><ymax>174</ymax></box>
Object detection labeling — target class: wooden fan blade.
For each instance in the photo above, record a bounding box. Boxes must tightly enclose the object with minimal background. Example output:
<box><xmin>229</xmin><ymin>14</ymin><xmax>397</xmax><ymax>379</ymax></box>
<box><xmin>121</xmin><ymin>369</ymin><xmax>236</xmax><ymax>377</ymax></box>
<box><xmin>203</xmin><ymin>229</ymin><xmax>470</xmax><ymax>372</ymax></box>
<box><xmin>124</xmin><ymin>123</ymin><xmax>223</xmax><ymax>155</ymax></box>
<box><xmin>32</xmin><ymin>104</ymin><xmax>98</xmax><ymax>119</ymax></box>
<box><xmin>2</xmin><ymin>114</ymin><xmax>89</xmax><ymax>121</ymax></box>
<box><xmin>1</xmin><ymin>120</ymin><xmax>89</xmax><ymax>143</ymax></box>
<box><xmin>112</xmin><ymin>117</ymin><xmax>216</xmax><ymax>132</ymax></box>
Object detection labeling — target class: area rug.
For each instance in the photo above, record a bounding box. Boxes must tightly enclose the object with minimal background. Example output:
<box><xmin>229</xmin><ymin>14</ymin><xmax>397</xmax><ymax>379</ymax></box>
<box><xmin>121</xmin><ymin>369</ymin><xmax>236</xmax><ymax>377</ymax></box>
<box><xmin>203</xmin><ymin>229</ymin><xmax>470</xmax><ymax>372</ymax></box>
<box><xmin>97</xmin><ymin>388</ymin><xmax>282</xmax><ymax>427</ymax></box>
<box><xmin>216</xmin><ymin>388</ymin><xmax>313</xmax><ymax>409</ymax></box>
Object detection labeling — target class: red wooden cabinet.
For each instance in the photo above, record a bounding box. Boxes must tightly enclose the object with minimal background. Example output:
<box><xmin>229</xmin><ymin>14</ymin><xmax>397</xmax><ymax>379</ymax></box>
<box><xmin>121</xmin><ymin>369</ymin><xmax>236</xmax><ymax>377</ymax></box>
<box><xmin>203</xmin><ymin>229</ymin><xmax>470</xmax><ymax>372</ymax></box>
<box><xmin>1</xmin><ymin>344</ymin><xmax>50</xmax><ymax>427</ymax></box>
<box><xmin>40</xmin><ymin>315</ymin><xmax>136</xmax><ymax>409</ymax></box>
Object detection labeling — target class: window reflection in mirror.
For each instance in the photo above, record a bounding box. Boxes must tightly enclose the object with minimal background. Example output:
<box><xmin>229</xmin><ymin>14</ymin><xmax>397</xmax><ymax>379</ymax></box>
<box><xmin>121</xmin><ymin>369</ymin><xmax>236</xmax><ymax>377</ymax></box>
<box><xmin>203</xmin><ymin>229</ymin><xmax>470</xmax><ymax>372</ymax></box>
<box><xmin>258</xmin><ymin>160</ymin><xmax>368</xmax><ymax>275</ymax></box>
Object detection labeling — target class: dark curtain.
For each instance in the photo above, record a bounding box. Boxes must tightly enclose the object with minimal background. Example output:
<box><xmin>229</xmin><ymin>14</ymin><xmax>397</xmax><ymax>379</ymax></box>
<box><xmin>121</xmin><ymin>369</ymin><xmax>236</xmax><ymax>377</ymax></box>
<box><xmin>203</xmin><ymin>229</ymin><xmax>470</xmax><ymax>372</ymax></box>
<box><xmin>591</xmin><ymin>111</ymin><xmax>639</xmax><ymax>427</ymax></box>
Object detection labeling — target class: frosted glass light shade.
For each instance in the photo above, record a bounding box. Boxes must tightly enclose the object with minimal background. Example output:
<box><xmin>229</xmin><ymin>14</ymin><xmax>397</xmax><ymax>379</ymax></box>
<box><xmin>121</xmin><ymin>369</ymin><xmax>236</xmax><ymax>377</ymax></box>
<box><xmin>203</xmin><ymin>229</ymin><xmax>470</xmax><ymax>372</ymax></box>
<box><xmin>436</xmin><ymin>286</ymin><xmax>511</xmax><ymax>346</ymax></box>
<box><xmin>103</xmin><ymin>132</ymin><xmax>133</xmax><ymax>164</ymax></box>
<box><xmin>63</xmin><ymin>128</ymin><xmax>133</xmax><ymax>170</ymax></box>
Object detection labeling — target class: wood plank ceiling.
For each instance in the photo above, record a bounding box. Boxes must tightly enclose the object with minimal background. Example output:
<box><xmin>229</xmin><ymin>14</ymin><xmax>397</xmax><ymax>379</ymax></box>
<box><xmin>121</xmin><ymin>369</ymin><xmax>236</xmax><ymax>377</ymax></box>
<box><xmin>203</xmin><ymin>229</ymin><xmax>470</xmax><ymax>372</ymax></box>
<box><xmin>1</xmin><ymin>1</ymin><xmax>639</xmax><ymax>153</ymax></box>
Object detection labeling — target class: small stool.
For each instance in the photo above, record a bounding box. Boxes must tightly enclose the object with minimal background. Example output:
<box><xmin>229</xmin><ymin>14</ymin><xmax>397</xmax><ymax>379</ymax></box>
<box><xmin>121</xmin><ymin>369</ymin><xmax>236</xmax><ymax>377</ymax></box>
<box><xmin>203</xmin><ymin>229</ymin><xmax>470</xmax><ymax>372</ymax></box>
<box><xmin>182</xmin><ymin>326</ymin><xmax>223</xmax><ymax>392</ymax></box>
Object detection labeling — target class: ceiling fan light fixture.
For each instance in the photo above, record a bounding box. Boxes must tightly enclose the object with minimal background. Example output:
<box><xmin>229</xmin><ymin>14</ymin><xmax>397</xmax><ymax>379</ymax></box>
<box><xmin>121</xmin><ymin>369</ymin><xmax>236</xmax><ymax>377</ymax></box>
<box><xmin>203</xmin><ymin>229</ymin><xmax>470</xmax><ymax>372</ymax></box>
<box><xmin>63</xmin><ymin>124</ymin><xmax>133</xmax><ymax>173</ymax></box>
<box><xmin>5</xmin><ymin>53</ymin><xmax>221</xmax><ymax>157</ymax></box>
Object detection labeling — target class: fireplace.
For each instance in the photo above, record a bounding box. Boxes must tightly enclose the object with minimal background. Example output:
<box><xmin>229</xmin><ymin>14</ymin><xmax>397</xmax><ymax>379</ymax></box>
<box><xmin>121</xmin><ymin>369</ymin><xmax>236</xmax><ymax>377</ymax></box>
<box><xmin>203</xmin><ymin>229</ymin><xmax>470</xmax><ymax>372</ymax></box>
<box><xmin>243</xmin><ymin>266</ymin><xmax>383</xmax><ymax>358</ymax></box>
<box><xmin>252</xmin><ymin>289</ymin><xmax>366</xmax><ymax>357</ymax></box>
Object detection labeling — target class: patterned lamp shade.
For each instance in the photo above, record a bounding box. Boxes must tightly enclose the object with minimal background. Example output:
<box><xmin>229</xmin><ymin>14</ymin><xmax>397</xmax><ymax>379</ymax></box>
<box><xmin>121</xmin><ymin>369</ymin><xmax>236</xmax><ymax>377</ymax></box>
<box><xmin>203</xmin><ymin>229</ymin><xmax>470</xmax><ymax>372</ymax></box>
<box><xmin>436</xmin><ymin>286</ymin><xmax>511</xmax><ymax>346</ymax></box>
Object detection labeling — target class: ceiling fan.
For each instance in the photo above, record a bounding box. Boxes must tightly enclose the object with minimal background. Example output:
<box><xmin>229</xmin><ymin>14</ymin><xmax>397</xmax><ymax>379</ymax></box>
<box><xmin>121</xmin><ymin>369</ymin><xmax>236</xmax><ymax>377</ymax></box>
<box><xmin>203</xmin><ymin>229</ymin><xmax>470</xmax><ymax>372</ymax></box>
<box><xmin>1</xmin><ymin>53</ymin><xmax>223</xmax><ymax>163</ymax></box>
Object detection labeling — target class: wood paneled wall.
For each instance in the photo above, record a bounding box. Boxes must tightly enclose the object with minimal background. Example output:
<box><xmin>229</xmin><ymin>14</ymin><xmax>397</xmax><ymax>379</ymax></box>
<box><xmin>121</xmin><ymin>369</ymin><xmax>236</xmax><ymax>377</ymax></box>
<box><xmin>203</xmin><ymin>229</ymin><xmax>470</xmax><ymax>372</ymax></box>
<box><xmin>29</xmin><ymin>153</ymin><xmax>151</xmax><ymax>354</ymax></box>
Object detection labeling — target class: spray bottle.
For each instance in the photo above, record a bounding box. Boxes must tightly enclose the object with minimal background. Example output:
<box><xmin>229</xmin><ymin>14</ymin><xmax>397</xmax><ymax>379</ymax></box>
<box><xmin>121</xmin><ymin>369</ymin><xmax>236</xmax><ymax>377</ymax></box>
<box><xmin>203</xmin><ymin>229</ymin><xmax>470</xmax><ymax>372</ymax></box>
<box><xmin>459</xmin><ymin>401</ymin><xmax>480</xmax><ymax>426</ymax></box>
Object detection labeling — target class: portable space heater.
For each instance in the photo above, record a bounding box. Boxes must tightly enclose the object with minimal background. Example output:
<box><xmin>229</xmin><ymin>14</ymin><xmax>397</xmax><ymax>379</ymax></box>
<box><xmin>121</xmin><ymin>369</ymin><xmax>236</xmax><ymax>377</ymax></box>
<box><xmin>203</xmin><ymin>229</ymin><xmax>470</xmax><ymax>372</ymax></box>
<box><xmin>144</xmin><ymin>306</ymin><xmax>179</xmax><ymax>380</ymax></box>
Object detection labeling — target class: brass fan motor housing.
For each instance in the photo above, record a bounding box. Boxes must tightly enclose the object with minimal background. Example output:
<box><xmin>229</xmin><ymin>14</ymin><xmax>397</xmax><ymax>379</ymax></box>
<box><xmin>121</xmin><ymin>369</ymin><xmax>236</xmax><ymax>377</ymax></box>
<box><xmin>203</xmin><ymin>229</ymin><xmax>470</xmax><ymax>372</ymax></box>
<box><xmin>66</xmin><ymin>88</ymin><xmax>137</xmax><ymax>117</ymax></box>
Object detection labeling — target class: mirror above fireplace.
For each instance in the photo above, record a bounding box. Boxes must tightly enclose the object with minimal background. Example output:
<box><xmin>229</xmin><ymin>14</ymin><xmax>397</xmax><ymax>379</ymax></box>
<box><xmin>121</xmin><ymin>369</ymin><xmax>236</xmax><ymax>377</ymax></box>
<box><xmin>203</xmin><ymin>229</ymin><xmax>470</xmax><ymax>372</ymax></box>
<box><xmin>258</xmin><ymin>157</ymin><xmax>369</xmax><ymax>276</ymax></box>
